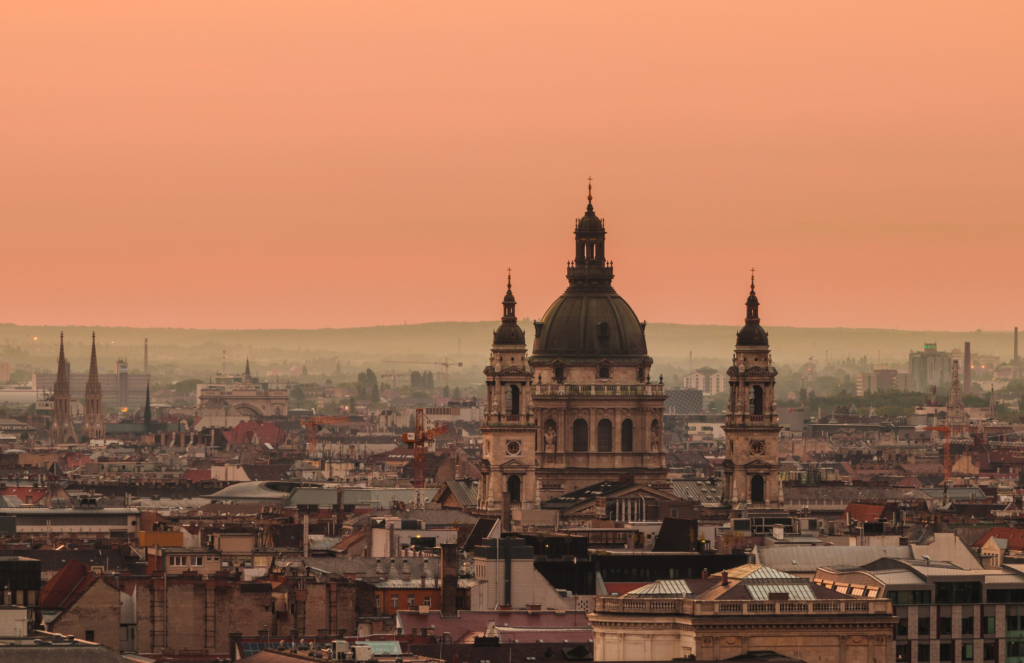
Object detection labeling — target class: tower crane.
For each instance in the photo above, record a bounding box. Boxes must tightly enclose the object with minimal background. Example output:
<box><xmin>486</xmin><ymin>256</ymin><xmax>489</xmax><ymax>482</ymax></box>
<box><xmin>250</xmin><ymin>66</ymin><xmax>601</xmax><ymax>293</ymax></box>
<box><xmin>402</xmin><ymin>408</ymin><xmax>448</xmax><ymax>508</ymax></box>
<box><xmin>302</xmin><ymin>416</ymin><xmax>352</xmax><ymax>456</ymax></box>
<box><xmin>383</xmin><ymin>357</ymin><xmax>464</xmax><ymax>391</ymax></box>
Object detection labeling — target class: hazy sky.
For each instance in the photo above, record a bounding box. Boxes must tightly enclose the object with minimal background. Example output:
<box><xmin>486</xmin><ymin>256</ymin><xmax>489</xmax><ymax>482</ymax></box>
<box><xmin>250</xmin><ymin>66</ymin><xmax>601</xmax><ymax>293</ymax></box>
<box><xmin>3</xmin><ymin>2</ymin><xmax>1022</xmax><ymax>332</ymax></box>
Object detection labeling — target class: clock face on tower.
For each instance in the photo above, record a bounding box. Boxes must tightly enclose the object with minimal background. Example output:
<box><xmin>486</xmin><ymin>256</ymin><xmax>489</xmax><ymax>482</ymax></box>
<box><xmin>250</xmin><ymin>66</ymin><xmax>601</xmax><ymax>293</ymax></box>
<box><xmin>506</xmin><ymin>440</ymin><xmax>521</xmax><ymax>456</ymax></box>
<box><xmin>749</xmin><ymin>440</ymin><xmax>765</xmax><ymax>455</ymax></box>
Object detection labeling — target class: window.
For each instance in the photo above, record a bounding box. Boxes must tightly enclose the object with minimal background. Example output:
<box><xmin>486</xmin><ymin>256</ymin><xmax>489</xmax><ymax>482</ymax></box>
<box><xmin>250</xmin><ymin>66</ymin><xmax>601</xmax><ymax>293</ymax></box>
<box><xmin>599</xmin><ymin>366</ymin><xmax>610</xmax><ymax>379</ymax></box>
<box><xmin>918</xmin><ymin>616</ymin><xmax>931</xmax><ymax>637</ymax></box>
<box><xmin>375</xmin><ymin>595</ymin><xmax>381</xmax><ymax>609</ymax></box>
<box><xmin>407</xmin><ymin>595</ymin><xmax>415</xmax><ymax>608</ymax></box>
<box><xmin>939</xmin><ymin>644</ymin><xmax>951</xmax><ymax>662</ymax></box>
<box><xmin>984</xmin><ymin>642</ymin><xmax>996</xmax><ymax>661</ymax></box>
<box><xmin>423</xmin><ymin>597</ymin><xmax>431</xmax><ymax>607</ymax></box>
<box><xmin>896</xmin><ymin>618</ymin><xmax>908</xmax><ymax>637</ymax></box>
<box><xmin>983</xmin><ymin>616</ymin><xmax>996</xmax><ymax>635</ymax></box>
<box><xmin>962</xmin><ymin>643</ymin><xmax>973</xmax><ymax>661</ymax></box>
<box><xmin>962</xmin><ymin>616</ymin><xmax>974</xmax><ymax>637</ymax></box>
<box><xmin>939</xmin><ymin>617</ymin><xmax>952</xmax><ymax>636</ymax></box>
<box><xmin>391</xmin><ymin>595</ymin><xmax>398</xmax><ymax>609</ymax></box>
<box><xmin>85</xmin><ymin>631</ymin><xmax>94</xmax><ymax>642</ymax></box>
<box><xmin>597</xmin><ymin>419</ymin><xmax>612</xmax><ymax>452</ymax></box>
<box><xmin>1008</xmin><ymin>614</ymin><xmax>1019</xmax><ymax>632</ymax></box>
<box><xmin>936</xmin><ymin>582</ymin><xmax>981</xmax><ymax>604</ymax></box>
<box><xmin>987</xmin><ymin>588</ymin><xmax>1024</xmax><ymax>603</ymax></box>
<box><xmin>896</xmin><ymin>644</ymin><xmax>909</xmax><ymax>662</ymax></box>
<box><xmin>573</xmin><ymin>419</ymin><xmax>589</xmax><ymax>452</ymax></box>
<box><xmin>194</xmin><ymin>556</ymin><xmax>203</xmax><ymax>566</ymax></box>
<box><xmin>918</xmin><ymin>644</ymin><xmax>931</xmax><ymax>663</ymax></box>
<box><xmin>554</xmin><ymin>365</ymin><xmax>564</xmax><ymax>381</ymax></box>
<box><xmin>621</xmin><ymin>419</ymin><xmax>633</xmax><ymax>452</ymax></box>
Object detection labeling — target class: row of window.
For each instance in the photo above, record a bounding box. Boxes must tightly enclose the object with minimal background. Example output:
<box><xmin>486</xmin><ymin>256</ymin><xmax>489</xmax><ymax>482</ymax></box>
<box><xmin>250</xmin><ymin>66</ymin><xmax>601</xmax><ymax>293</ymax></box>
<box><xmin>570</xmin><ymin>418</ymin><xmax>658</xmax><ymax>452</ymax></box>
<box><xmin>897</xmin><ymin>642</ymin><xmax>989</xmax><ymax>662</ymax></box>
<box><xmin>376</xmin><ymin>594</ymin><xmax>432</xmax><ymax>609</ymax></box>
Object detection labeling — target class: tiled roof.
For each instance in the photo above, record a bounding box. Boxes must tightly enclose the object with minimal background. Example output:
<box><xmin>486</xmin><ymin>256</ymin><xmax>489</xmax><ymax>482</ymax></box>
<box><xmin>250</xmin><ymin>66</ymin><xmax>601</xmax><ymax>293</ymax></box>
<box><xmin>670</xmin><ymin>479</ymin><xmax>724</xmax><ymax>506</ymax></box>
<box><xmin>974</xmin><ymin>527</ymin><xmax>1024</xmax><ymax>551</ymax></box>
<box><xmin>844</xmin><ymin>503</ymin><xmax>887</xmax><ymax>522</ymax></box>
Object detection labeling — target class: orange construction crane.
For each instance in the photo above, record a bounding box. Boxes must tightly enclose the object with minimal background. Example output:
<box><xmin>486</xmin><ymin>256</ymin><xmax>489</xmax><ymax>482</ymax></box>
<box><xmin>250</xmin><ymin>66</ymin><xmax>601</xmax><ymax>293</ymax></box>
<box><xmin>303</xmin><ymin>416</ymin><xmax>352</xmax><ymax>455</ymax></box>
<box><xmin>402</xmin><ymin>408</ymin><xmax>448</xmax><ymax>507</ymax></box>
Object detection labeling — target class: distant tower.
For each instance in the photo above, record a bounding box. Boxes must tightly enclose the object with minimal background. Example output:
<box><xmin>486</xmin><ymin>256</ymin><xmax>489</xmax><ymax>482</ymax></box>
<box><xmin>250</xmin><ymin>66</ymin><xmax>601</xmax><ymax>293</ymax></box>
<box><xmin>963</xmin><ymin>342</ymin><xmax>971</xmax><ymax>393</ymax></box>
<box><xmin>244</xmin><ymin>357</ymin><xmax>252</xmax><ymax>384</ymax></box>
<box><xmin>50</xmin><ymin>333</ymin><xmax>76</xmax><ymax>444</ymax></box>
<box><xmin>723</xmin><ymin>274</ymin><xmax>782</xmax><ymax>511</ymax></box>
<box><xmin>477</xmin><ymin>273</ymin><xmax>537</xmax><ymax>515</ymax></box>
<box><xmin>144</xmin><ymin>338</ymin><xmax>148</xmax><ymax>374</ymax></box>
<box><xmin>946</xmin><ymin>360</ymin><xmax>969</xmax><ymax>441</ymax></box>
<box><xmin>82</xmin><ymin>333</ymin><xmax>105</xmax><ymax>440</ymax></box>
<box><xmin>990</xmin><ymin>385</ymin><xmax>997</xmax><ymax>418</ymax></box>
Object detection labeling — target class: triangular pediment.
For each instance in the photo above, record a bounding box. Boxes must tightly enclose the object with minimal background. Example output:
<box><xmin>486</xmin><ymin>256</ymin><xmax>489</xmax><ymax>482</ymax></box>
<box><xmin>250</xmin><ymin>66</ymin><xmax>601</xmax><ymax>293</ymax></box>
<box><xmin>742</xmin><ymin>458</ymin><xmax>778</xmax><ymax>469</ymax></box>
<box><xmin>499</xmin><ymin>458</ymin><xmax>531</xmax><ymax>470</ymax></box>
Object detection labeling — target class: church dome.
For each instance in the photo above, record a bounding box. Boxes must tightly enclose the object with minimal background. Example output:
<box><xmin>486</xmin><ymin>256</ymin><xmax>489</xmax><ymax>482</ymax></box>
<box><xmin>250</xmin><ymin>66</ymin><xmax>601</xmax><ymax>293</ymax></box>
<box><xmin>493</xmin><ymin>276</ymin><xmax>527</xmax><ymax>347</ymax></box>
<box><xmin>533</xmin><ymin>290</ymin><xmax>648</xmax><ymax>358</ymax></box>
<box><xmin>736</xmin><ymin>277</ymin><xmax>769</xmax><ymax>347</ymax></box>
<box><xmin>531</xmin><ymin>187</ymin><xmax>649</xmax><ymax>360</ymax></box>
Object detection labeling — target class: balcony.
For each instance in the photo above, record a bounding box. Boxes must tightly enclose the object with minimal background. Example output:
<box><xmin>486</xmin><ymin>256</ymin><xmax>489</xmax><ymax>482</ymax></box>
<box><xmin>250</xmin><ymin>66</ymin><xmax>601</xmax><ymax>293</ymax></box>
<box><xmin>484</xmin><ymin>413</ymin><xmax>532</xmax><ymax>426</ymax></box>
<box><xmin>532</xmin><ymin>384</ymin><xmax>665</xmax><ymax>398</ymax></box>
<box><xmin>595</xmin><ymin>596</ymin><xmax>888</xmax><ymax>617</ymax></box>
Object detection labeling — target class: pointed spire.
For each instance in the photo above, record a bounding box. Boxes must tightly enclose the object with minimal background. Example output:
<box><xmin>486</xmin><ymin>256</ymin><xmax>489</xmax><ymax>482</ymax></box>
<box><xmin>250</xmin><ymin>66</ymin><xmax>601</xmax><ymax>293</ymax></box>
<box><xmin>88</xmin><ymin>332</ymin><xmax>100</xmax><ymax>381</ymax></box>
<box><xmin>586</xmin><ymin>176</ymin><xmax>593</xmax><ymax>212</ymax></box>
<box><xmin>244</xmin><ymin>357</ymin><xmax>251</xmax><ymax>383</ymax></box>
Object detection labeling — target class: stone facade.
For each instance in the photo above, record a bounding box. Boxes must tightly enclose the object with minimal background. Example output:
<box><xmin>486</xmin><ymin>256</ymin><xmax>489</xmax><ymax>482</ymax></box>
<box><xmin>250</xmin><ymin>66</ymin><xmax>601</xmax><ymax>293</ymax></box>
<box><xmin>198</xmin><ymin>359</ymin><xmax>289</xmax><ymax>418</ymax></box>
<box><xmin>478</xmin><ymin>189</ymin><xmax>668</xmax><ymax>512</ymax></box>
<box><xmin>590</xmin><ymin>566</ymin><xmax>897</xmax><ymax>663</ymax></box>
<box><xmin>722</xmin><ymin>278</ymin><xmax>782</xmax><ymax>510</ymax></box>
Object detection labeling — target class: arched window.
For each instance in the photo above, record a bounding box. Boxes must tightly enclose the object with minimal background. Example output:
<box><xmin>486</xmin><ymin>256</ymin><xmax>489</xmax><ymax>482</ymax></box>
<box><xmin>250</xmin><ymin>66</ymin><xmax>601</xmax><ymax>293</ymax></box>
<box><xmin>573</xmin><ymin>419</ymin><xmax>589</xmax><ymax>452</ymax></box>
<box><xmin>507</xmin><ymin>385</ymin><xmax>520</xmax><ymax>416</ymax></box>
<box><xmin>750</xmin><ymin>385</ymin><xmax>764</xmax><ymax>416</ymax></box>
<box><xmin>507</xmin><ymin>475</ymin><xmax>521</xmax><ymax>504</ymax></box>
<box><xmin>750</xmin><ymin>475</ymin><xmax>766</xmax><ymax>504</ymax></box>
<box><xmin>621</xmin><ymin>419</ymin><xmax>633</xmax><ymax>452</ymax></box>
<box><xmin>650</xmin><ymin>418</ymin><xmax>661</xmax><ymax>451</ymax></box>
<box><xmin>597</xmin><ymin>419</ymin><xmax>613</xmax><ymax>452</ymax></box>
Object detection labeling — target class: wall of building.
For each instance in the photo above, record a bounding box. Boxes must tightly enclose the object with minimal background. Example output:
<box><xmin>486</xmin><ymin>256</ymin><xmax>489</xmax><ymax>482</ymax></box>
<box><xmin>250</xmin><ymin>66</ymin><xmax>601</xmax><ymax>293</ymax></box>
<box><xmin>50</xmin><ymin>579</ymin><xmax>121</xmax><ymax>652</ymax></box>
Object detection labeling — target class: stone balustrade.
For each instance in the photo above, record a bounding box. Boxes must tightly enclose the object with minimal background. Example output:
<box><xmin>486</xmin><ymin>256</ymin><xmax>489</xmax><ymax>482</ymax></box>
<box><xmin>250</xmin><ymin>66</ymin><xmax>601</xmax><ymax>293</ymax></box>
<box><xmin>596</xmin><ymin>596</ymin><xmax>888</xmax><ymax>617</ymax></box>
<box><xmin>532</xmin><ymin>384</ymin><xmax>665</xmax><ymax>398</ymax></box>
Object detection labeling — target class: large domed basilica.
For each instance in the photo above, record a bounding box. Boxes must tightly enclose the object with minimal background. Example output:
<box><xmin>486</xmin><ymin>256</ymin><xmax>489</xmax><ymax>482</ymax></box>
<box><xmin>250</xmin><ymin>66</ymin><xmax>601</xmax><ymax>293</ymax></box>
<box><xmin>477</xmin><ymin>186</ymin><xmax>668</xmax><ymax>516</ymax></box>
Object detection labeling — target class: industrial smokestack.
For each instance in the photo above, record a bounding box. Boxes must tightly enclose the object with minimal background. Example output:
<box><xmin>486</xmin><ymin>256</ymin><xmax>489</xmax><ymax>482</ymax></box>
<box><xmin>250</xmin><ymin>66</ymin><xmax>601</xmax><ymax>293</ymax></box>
<box><xmin>964</xmin><ymin>342</ymin><xmax>972</xmax><ymax>393</ymax></box>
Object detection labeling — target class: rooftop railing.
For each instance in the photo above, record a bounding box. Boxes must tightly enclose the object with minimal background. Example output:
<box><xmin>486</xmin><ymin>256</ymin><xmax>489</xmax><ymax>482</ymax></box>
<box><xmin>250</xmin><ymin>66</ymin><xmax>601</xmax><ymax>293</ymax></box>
<box><xmin>595</xmin><ymin>596</ymin><xmax>889</xmax><ymax>617</ymax></box>
<box><xmin>532</xmin><ymin>384</ymin><xmax>665</xmax><ymax>398</ymax></box>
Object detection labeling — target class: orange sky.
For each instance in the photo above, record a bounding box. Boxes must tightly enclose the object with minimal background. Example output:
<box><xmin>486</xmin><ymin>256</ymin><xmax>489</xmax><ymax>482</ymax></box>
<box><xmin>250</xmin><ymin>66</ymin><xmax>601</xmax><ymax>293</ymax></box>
<box><xmin>3</xmin><ymin>2</ymin><xmax>1022</xmax><ymax>332</ymax></box>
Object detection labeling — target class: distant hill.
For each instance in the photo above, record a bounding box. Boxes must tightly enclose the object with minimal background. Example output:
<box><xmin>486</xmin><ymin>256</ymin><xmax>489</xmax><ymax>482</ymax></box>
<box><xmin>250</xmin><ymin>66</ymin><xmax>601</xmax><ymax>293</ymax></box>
<box><xmin>2</xmin><ymin>320</ymin><xmax>1014</xmax><ymax>376</ymax></box>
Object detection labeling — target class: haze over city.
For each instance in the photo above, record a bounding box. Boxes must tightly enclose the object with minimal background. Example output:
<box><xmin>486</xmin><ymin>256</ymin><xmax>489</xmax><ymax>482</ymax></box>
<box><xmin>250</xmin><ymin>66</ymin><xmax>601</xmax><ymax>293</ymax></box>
<box><xmin>3</xmin><ymin>5</ymin><xmax>1024</xmax><ymax>663</ymax></box>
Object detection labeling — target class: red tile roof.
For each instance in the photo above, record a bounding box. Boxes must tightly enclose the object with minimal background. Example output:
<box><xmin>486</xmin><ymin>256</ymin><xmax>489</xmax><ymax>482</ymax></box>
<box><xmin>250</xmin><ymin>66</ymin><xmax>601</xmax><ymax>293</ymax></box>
<box><xmin>39</xmin><ymin>559</ymin><xmax>96</xmax><ymax>610</ymax></box>
<box><xmin>0</xmin><ymin>487</ymin><xmax>47</xmax><ymax>504</ymax></box>
<box><xmin>974</xmin><ymin>527</ymin><xmax>1024</xmax><ymax>551</ymax></box>
<box><xmin>844</xmin><ymin>503</ymin><xmax>887</xmax><ymax>522</ymax></box>
<box><xmin>223</xmin><ymin>421</ymin><xmax>287</xmax><ymax>447</ymax></box>
<box><xmin>181</xmin><ymin>468</ymin><xmax>212</xmax><ymax>483</ymax></box>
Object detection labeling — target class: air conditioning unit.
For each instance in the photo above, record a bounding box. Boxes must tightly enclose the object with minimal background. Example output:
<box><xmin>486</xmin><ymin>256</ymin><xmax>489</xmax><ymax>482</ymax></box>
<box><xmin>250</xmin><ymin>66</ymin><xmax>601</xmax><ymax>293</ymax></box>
<box><xmin>353</xmin><ymin>645</ymin><xmax>372</xmax><ymax>662</ymax></box>
<box><xmin>332</xmin><ymin>640</ymin><xmax>350</xmax><ymax>660</ymax></box>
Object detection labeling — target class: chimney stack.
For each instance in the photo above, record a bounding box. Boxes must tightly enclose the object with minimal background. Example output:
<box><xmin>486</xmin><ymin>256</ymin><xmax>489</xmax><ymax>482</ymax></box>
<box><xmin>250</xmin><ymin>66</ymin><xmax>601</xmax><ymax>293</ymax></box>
<box><xmin>964</xmin><ymin>342</ymin><xmax>972</xmax><ymax>393</ymax></box>
<box><xmin>701</xmin><ymin>568</ymin><xmax>708</xmax><ymax>579</ymax></box>
<box><xmin>721</xmin><ymin>571</ymin><xmax>729</xmax><ymax>586</ymax></box>
<box><xmin>441</xmin><ymin>543</ymin><xmax>458</xmax><ymax>617</ymax></box>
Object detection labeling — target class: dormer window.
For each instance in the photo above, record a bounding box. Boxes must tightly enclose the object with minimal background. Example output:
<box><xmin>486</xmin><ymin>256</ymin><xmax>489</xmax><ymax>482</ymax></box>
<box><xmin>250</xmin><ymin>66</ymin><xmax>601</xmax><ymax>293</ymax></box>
<box><xmin>599</xmin><ymin>366</ymin><xmax>610</xmax><ymax>379</ymax></box>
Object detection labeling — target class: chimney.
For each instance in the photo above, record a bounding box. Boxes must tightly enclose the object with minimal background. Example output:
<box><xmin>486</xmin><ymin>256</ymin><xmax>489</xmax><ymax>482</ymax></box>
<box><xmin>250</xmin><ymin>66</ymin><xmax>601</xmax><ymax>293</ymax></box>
<box><xmin>701</xmin><ymin>568</ymin><xmax>708</xmax><ymax>580</ymax></box>
<box><xmin>401</xmin><ymin>559</ymin><xmax>411</xmax><ymax>581</ymax></box>
<box><xmin>964</xmin><ymin>342</ymin><xmax>972</xmax><ymax>393</ymax></box>
<box><xmin>721</xmin><ymin>571</ymin><xmax>729</xmax><ymax>586</ymax></box>
<box><xmin>303</xmin><ymin>514</ymin><xmax>309</xmax><ymax>559</ymax></box>
<box><xmin>441</xmin><ymin>543</ymin><xmax>458</xmax><ymax>617</ymax></box>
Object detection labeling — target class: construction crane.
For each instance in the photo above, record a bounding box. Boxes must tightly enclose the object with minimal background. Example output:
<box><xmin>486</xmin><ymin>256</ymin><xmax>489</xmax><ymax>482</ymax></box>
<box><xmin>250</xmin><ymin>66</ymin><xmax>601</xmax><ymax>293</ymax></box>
<box><xmin>402</xmin><ymin>408</ymin><xmax>448</xmax><ymax>508</ymax></box>
<box><xmin>383</xmin><ymin>357</ymin><xmax>464</xmax><ymax>391</ymax></box>
<box><xmin>302</xmin><ymin>416</ymin><xmax>352</xmax><ymax>456</ymax></box>
<box><xmin>378</xmin><ymin>370</ymin><xmax>401</xmax><ymax>391</ymax></box>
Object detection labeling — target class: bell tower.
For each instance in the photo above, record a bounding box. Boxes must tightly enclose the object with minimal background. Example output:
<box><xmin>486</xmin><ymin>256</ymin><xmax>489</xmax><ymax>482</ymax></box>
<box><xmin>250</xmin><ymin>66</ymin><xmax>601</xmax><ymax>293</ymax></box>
<box><xmin>51</xmin><ymin>332</ymin><xmax>77</xmax><ymax>444</ymax></box>
<box><xmin>722</xmin><ymin>274</ymin><xmax>782</xmax><ymax>510</ymax></box>
<box><xmin>478</xmin><ymin>274</ymin><xmax>538</xmax><ymax>517</ymax></box>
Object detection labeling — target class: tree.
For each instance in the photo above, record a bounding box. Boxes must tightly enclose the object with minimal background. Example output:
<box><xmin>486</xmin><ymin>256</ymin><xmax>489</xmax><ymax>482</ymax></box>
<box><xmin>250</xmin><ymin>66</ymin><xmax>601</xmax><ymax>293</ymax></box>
<box><xmin>348</xmin><ymin>396</ymin><xmax>356</xmax><ymax>412</ymax></box>
<box><xmin>371</xmin><ymin>383</ymin><xmax>380</xmax><ymax>403</ymax></box>
<box><xmin>443</xmin><ymin>385</ymin><xmax>450</xmax><ymax>398</ymax></box>
<box><xmin>302</xmin><ymin>365</ymin><xmax>308</xmax><ymax>376</ymax></box>
<box><xmin>291</xmin><ymin>385</ymin><xmax>306</xmax><ymax>401</ymax></box>
<box><xmin>426</xmin><ymin>371</ymin><xmax>435</xmax><ymax>390</ymax></box>
<box><xmin>452</xmin><ymin>386</ymin><xmax>460</xmax><ymax>399</ymax></box>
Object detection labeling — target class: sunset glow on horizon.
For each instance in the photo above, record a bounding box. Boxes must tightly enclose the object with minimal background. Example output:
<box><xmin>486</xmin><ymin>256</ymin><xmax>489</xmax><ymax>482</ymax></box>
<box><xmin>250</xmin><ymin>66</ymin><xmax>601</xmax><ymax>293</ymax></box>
<box><xmin>3</xmin><ymin>2</ymin><xmax>1022</xmax><ymax>332</ymax></box>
